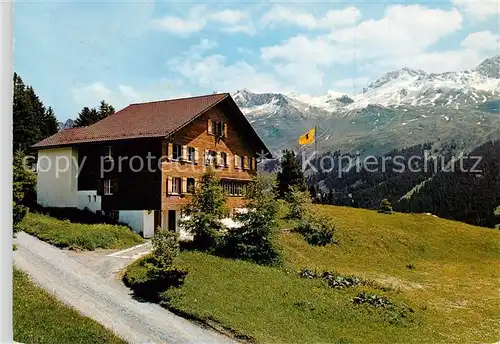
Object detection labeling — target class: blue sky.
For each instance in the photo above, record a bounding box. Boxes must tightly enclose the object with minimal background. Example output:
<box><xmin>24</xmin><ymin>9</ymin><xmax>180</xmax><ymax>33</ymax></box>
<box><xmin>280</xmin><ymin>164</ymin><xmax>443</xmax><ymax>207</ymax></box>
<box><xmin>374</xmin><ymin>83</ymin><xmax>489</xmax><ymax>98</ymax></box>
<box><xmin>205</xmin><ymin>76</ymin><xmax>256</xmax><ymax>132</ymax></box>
<box><xmin>14</xmin><ymin>0</ymin><xmax>500</xmax><ymax>121</ymax></box>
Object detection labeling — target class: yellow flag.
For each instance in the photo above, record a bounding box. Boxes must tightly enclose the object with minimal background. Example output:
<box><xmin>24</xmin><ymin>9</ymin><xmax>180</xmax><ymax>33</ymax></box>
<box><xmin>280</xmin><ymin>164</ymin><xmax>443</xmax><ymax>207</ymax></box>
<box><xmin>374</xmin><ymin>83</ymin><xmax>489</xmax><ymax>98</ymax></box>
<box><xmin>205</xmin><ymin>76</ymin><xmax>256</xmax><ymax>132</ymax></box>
<box><xmin>298</xmin><ymin>127</ymin><xmax>315</xmax><ymax>145</ymax></box>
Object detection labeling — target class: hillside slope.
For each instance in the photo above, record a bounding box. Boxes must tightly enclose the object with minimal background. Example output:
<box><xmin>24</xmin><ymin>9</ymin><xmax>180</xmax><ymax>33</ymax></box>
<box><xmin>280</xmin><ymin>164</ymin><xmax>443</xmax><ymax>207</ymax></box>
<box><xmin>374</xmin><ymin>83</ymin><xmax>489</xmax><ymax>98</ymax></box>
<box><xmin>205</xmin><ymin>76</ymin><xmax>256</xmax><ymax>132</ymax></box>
<box><xmin>128</xmin><ymin>205</ymin><xmax>500</xmax><ymax>344</ymax></box>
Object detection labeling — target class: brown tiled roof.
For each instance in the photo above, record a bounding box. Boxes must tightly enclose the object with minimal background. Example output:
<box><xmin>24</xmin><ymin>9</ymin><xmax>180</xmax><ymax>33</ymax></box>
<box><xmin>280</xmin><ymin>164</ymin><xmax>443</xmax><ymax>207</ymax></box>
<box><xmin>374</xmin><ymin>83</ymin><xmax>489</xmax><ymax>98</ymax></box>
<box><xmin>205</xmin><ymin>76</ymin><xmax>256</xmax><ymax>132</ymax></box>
<box><xmin>33</xmin><ymin>93</ymin><xmax>230</xmax><ymax>148</ymax></box>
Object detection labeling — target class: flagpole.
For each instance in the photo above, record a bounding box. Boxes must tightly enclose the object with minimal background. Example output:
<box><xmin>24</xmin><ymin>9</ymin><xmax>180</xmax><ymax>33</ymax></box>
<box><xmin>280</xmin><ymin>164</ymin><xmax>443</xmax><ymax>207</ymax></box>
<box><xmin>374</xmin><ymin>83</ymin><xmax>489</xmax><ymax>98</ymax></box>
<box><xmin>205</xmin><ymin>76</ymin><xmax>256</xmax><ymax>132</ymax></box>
<box><xmin>314</xmin><ymin>125</ymin><xmax>318</xmax><ymax>156</ymax></box>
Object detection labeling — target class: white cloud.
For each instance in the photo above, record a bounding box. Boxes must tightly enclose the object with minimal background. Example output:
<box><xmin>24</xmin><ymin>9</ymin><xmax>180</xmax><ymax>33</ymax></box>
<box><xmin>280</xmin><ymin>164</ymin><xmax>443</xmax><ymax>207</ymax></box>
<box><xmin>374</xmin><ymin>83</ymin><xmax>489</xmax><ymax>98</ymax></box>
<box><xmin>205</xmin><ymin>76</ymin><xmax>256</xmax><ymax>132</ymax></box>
<box><xmin>72</xmin><ymin>81</ymin><xmax>190</xmax><ymax>110</ymax></box>
<box><xmin>210</xmin><ymin>9</ymin><xmax>247</xmax><ymax>24</ymax></box>
<box><xmin>261</xmin><ymin>5</ymin><xmax>361</xmax><ymax>30</ymax></box>
<box><xmin>452</xmin><ymin>0</ymin><xmax>500</xmax><ymax>21</ymax></box>
<box><xmin>259</xmin><ymin>4</ymin><xmax>467</xmax><ymax>88</ymax></box>
<box><xmin>168</xmin><ymin>42</ymin><xmax>281</xmax><ymax>93</ymax></box>
<box><xmin>330</xmin><ymin>5</ymin><xmax>463</xmax><ymax>59</ymax></box>
<box><xmin>461</xmin><ymin>30</ymin><xmax>500</xmax><ymax>51</ymax></box>
<box><xmin>261</xmin><ymin>35</ymin><xmax>345</xmax><ymax>65</ymax></box>
<box><xmin>150</xmin><ymin>6</ymin><xmax>206</xmax><ymax>36</ymax></box>
<box><xmin>151</xmin><ymin>6</ymin><xmax>254</xmax><ymax>36</ymax></box>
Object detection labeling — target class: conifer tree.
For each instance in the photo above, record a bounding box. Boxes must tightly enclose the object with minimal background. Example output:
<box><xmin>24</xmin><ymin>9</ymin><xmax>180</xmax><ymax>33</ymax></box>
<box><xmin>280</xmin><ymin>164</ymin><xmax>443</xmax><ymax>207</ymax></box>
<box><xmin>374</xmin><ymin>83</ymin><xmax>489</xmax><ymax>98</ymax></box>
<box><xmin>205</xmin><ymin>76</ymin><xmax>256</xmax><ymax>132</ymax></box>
<box><xmin>277</xmin><ymin>149</ymin><xmax>307</xmax><ymax>198</ymax></box>
<box><xmin>13</xmin><ymin>73</ymin><xmax>59</xmax><ymax>152</ymax></box>
<box><xmin>178</xmin><ymin>169</ymin><xmax>227</xmax><ymax>250</ymax></box>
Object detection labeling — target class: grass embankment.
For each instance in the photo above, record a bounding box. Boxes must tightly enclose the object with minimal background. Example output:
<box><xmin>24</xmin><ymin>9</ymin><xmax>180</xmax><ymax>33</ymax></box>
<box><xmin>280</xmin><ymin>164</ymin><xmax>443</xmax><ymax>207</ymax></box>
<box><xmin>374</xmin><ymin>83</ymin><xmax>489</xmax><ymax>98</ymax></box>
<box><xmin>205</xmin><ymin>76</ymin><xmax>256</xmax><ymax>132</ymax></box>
<box><xmin>13</xmin><ymin>268</ymin><xmax>124</xmax><ymax>344</ymax></box>
<box><xmin>125</xmin><ymin>205</ymin><xmax>500</xmax><ymax>343</ymax></box>
<box><xmin>22</xmin><ymin>212</ymin><xmax>144</xmax><ymax>250</ymax></box>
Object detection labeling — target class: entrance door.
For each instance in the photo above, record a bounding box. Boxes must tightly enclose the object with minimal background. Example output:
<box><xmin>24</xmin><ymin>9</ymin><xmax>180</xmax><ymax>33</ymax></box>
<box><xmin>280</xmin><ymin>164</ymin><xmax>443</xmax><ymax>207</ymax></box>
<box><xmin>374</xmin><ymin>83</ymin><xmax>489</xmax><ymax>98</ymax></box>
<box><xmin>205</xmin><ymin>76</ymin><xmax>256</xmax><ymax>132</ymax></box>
<box><xmin>168</xmin><ymin>210</ymin><xmax>176</xmax><ymax>232</ymax></box>
<box><xmin>153</xmin><ymin>210</ymin><xmax>162</xmax><ymax>230</ymax></box>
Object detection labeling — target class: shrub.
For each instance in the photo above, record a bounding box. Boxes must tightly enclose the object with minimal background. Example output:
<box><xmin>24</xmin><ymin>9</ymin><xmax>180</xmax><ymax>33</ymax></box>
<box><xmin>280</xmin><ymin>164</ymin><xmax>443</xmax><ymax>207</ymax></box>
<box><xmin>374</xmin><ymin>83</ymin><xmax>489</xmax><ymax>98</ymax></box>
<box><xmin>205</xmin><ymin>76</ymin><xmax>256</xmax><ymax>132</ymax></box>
<box><xmin>179</xmin><ymin>169</ymin><xmax>227</xmax><ymax>251</ymax></box>
<box><xmin>125</xmin><ymin>229</ymin><xmax>187</xmax><ymax>301</ymax></box>
<box><xmin>33</xmin><ymin>206</ymin><xmax>124</xmax><ymax>226</ymax></box>
<box><xmin>295</xmin><ymin>216</ymin><xmax>336</xmax><ymax>246</ymax></box>
<box><xmin>21</xmin><ymin>213</ymin><xmax>143</xmax><ymax>250</ymax></box>
<box><xmin>286</xmin><ymin>185</ymin><xmax>312</xmax><ymax>220</ymax></box>
<box><xmin>378</xmin><ymin>198</ymin><xmax>393</xmax><ymax>214</ymax></box>
<box><xmin>221</xmin><ymin>173</ymin><xmax>283</xmax><ymax>266</ymax></box>
<box><xmin>13</xmin><ymin>183</ymin><xmax>28</xmax><ymax>236</ymax></box>
<box><xmin>151</xmin><ymin>227</ymin><xmax>180</xmax><ymax>268</ymax></box>
<box><xmin>352</xmin><ymin>292</ymin><xmax>393</xmax><ymax>307</ymax></box>
<box><xmin>123</xmin><ymin>255</ymin><xmax>187</xmax><ymax>302</ymax></box>
<box><xmin>13</xmin><ymin>150</ymin><xmax>36</xmax><ymax>235</ymax></box>
<box><xmin>299</xmin><ymin>268</ymin><xmax>363</xmax><ymax>289</ymax></box>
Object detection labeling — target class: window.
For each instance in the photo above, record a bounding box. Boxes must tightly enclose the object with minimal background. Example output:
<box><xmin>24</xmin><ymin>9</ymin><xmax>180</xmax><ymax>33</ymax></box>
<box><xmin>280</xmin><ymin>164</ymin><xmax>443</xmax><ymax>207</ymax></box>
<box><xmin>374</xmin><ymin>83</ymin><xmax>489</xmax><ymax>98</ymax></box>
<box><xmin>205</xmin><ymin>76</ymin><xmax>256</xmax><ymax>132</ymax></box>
<box><xmin>93</xmin><ymin>195</ymin><xmax>97</xmax><ymax>202</ymax></box>
<box><xmin>104</xmin><ymin>179</ymin><xmax>113</xmax><ymax>195</ymax></box>
<box><xmin>172</xmin><ymin>144</ymin><xmax>182</xmax><ymax>160</ymax></box>
<box><xmin>240</xmin><ymin>156</ymin><xmax>245</xmax><ymax>169</ymax></box>
<box><xmin>209</xmin><ymin>120</ymin><xmax>226</xmax><ymax>138</ymax></box>
<box><xmin>188</xmin><ymin>147</ymin><xmax>196</xmax><ymax>162</ymax></box>
<box><xmin>247</xmin><ymin>156</ymin><xmax>252</xmax><ymax>170</ymax></box>
<box><xmin>221</xmin><ymin>180</ymin><xmax>246</xmax><ymax>196</ymax></box>
<box><xmin>187</xmin><ymin>178</ymin><xmax>195</xmax><ymax>193</ymax></box>
<box><xmin>221</xmin><ymin>152</ymin><xmax>228</xmax><ymax>167</ymax></box>
<box><xmin>172</xmin><ymin>177</ymin><xmax>181</xmax><ymax>194</ymax></box>
<box><xmin>206</xmin><ymin>150</ymin><xmax>217</xmax><ymax>165</ymax></box>
<box><xmin>88</xmin><ymin>195</ymin><xmax>91</xmax><ymax>202</ymax></box>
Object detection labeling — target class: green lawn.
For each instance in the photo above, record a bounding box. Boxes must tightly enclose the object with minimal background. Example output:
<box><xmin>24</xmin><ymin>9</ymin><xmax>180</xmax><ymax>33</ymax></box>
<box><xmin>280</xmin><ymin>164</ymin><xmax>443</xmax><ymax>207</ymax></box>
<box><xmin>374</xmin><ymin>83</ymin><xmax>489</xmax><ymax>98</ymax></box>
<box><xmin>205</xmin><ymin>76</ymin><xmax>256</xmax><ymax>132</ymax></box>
<box><xmin>21</xmin><ymin>212</ymin><xmax>144</xmax><ymax>250</ymax></box>
<box><xmin>13</xmin><ymin>268</ymin><xmax>124</xmax><ymax>344</ymax></box>
<box><xmin>125</xmin><ymin>205</ymin><xmax>500</xmax><ymax>343</ymax></box>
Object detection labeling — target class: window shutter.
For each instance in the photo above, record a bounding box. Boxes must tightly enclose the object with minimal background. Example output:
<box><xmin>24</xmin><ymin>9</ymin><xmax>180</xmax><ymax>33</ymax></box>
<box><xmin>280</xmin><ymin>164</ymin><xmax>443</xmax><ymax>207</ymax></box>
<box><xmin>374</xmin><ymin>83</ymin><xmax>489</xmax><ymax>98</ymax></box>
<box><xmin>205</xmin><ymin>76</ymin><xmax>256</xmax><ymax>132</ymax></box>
<box><xmin>182</xmin><ymin>145</ymin><xmax>188</xmax><ymax>161</ymax></box>
<box><xmin>207</xmin><ymin>119</ymin><xmax>213</xmax><ymax>135</ymax></box>
<box><xmin>204</xmin><ymin>149</ymin><xmax>209</xmax><ymax>165</ymax></box>
<box><xmin>216</xmin><ymin>152</ymin><xmax>221</xmax><ymax>166</ymax></box>
<box><xmin>234</xmin><ymin>154</ymin><xmax>240</xmax><ymax>169</ymax></box>
<box><xmin>167</xmin><ymin>177</ymin><xmax>172</xmax><ymax>195</ymax></box>
<box><xmin>167</xmin><ymin>143</ymin><xmax>173</xmax><ymax>160</ymax></box>
<box><xmin>223</xmin><ymin>122</ymin><xmax>228</xmax><ymax>138</ymax></box>
<box><xmin>194</xmin><ymin>148</ymin><xmax>199</xmax><ymax>164</ymax></box>
<box><xmin>182</xmin><ymin>177</ymin><xmax>187</xmax><ymax>194</ymax></box>
<box><xmin>243</xmin><ymin>156</ymin><xmax>248</xmax><ymax>170</ymax></box>
<box><xmin>253</xmin><ymin>157</ymin><xmax>257</xmax><ymax>170</ymax></box>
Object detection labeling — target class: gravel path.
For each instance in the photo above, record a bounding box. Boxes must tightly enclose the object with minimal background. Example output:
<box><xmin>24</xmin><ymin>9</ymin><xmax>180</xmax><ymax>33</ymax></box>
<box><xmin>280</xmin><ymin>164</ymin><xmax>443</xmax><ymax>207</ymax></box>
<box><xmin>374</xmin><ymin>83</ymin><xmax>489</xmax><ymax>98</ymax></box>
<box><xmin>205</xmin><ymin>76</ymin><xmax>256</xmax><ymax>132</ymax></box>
<box><xmin>14</xmin><ymin>232</ymin><xmax>236</xmax><ymax>344</ymax></box>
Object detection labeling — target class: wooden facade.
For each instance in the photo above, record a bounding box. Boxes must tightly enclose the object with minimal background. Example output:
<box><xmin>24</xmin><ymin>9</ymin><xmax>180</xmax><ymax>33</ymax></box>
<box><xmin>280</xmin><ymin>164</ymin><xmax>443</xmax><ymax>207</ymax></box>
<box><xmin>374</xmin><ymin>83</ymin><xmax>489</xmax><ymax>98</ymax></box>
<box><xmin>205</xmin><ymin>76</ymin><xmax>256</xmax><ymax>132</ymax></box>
<box><xmin>76</xmin><ymin>99</ymin><xmax>263</xmax><ymax>229</ymax></box>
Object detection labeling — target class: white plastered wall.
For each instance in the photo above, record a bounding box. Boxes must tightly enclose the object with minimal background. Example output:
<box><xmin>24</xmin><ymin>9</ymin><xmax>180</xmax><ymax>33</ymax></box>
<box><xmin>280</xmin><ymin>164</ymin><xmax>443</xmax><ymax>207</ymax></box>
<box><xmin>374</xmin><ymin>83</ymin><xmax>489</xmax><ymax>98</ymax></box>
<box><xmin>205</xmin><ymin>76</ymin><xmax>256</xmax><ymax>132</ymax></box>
<box><xmin>119</xmin><ymin>210</ymin><xmax>155</xmax><ymax>238</ymax></box>
<box><xmin>37</xmin><ymin>147</ymin><xmax>78</xmax><ymax>208</ymax></box>
<box><xmin>77</xmin><ymin>191</ymin><xmax>102</xmax><ymax>212</ymax></box>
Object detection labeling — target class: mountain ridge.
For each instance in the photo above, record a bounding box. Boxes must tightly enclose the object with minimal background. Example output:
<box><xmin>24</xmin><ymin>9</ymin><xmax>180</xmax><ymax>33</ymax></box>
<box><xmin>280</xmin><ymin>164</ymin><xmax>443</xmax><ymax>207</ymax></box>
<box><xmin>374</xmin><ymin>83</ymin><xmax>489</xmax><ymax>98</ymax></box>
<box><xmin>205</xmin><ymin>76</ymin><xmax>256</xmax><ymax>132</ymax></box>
<box><xmin>233</xmin><ymin>55</ymin><xmax>500</xmax><ymax>155</ymax></box>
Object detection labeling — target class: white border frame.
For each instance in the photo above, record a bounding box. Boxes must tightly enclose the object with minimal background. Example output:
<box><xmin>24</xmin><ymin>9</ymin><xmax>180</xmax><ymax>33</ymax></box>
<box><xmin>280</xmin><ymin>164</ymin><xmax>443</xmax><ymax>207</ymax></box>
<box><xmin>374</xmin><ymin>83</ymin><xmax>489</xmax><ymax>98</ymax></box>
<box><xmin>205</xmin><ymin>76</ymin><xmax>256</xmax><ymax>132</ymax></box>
<box><xmin>1</xmin><ymin>0</ymin><xmax>14</xmax><ymax>342</ymax></box>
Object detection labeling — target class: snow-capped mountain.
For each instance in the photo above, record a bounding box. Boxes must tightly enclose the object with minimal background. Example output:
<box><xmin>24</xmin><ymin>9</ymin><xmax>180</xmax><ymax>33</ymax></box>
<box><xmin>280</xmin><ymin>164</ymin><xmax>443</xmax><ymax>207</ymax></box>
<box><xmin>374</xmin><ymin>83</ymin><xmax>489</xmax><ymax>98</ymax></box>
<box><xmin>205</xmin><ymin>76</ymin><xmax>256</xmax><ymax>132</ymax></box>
<box><xmin>57</xmin><ymin>119</ymin><xmax>74</xmax><ymax>131</ymax></box>
<box><xmin>233</xmin><ymin>55</ymin><xmax>500</xmax><ymax>155</ymax></box>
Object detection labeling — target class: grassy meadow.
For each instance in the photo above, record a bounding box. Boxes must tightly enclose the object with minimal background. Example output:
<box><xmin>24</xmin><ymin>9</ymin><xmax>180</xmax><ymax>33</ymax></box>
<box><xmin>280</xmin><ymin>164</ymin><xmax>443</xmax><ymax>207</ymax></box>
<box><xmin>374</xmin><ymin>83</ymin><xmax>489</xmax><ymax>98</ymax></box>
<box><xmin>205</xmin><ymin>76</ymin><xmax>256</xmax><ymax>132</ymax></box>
<box><xmin>13</xmin><ymin>268</ymin><xmax>124</xmax><ymax>344</ymax></box>
<box><xmin>21</xmin><ymin>212</ymin><xmax>144</xmax><ymax>250</ymax></box>
<box><xmin>126</xmin><ymin>205</ymin><xmax>500</xmax><ymax>343</ymax></box>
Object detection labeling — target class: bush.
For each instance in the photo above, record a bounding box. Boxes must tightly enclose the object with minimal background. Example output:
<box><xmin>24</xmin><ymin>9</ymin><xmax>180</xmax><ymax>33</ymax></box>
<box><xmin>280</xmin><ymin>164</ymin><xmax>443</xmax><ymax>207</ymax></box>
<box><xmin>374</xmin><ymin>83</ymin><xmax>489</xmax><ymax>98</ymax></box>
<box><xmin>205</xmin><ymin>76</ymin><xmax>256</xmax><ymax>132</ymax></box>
<box><xmin>179</xmin><ymin>169</ymin><xmax>227</xmax><ymax>251</ymax></box>
<box><xmin>33</xmin><ymin>206</ymin><xmax>124</xmax><ymax>226</ymax></box>
<box><xmin>123</xmin><ymin>255</ymin><xmax>187</xmax><ymax>302</ymax></box>
<box><xmin>221</xmin><ymin>173</ymin><xmax>283</xmax><ymax>266</ymax></box>
<box><xmin>352</xmin><ymin>292</ymin><xmax>393</xmax><ymax>307</ymax></box>
<box><xmin>295</xmin><ymin>216</ymin><xmax>336</xmax><ymax>246</ymax></box>
<box><xmin>124</xmin><ymin>228</ymin><xmax>188</xmax><ymax>301</ymax></box>
<box><xmin>152</xmin><ymin>227</ymin><xmax>180</xmax><ymax>268</ymax></box>
<box><xmin>378</xmin><ymin>199</ymin><xmax>393</xmax><ymax>214</ymax></box>
<box><xmin>298</xmin><ymin>268</ymin><xmax>363</xmax><ymax>289</ymax></box>
<box><xmin>13</xmin><ymin>183</ymin><xmax>28</xmax><ymax>235</ymax></box>
<box><xmin>286</xmin><ymin>185</ymin><xmax>312</xmax><ymax>220</ymax></box>
<box><xmin>21</xmin><ymin>213</ymin><xmax>144</xmax><ymax>250</ymax></box>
